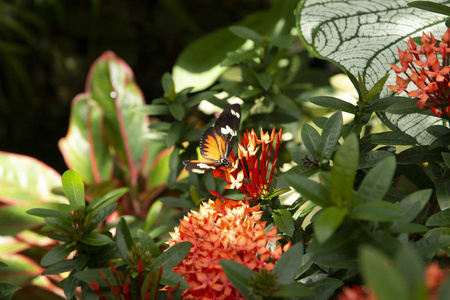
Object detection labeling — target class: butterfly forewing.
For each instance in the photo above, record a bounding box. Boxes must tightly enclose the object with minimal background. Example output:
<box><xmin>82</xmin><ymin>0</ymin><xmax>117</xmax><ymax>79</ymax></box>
<box><xmin>184</xmin><ymin>104</ymin><xmax>241</xmax><ymax>174</ymax></box>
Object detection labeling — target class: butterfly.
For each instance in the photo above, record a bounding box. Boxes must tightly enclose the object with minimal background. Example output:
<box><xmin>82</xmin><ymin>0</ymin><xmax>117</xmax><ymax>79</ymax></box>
<box><xmin>183</xmin><ymin>104</ymin><xmax>241</xmax><ymax>174</ymax></box>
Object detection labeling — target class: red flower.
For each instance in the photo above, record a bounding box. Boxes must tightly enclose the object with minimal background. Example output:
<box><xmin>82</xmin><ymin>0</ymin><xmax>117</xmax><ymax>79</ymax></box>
<box><xmin>212</xmin><ymin>128</ymin><xmax>284</xmax><ymax>204</ymax></box>
<box><xmin>167</xmin><ymin>199</ymin><xmax>290</xmax><ymax>299</ymax></box>
<box><xmin>388</xmin><ymin>29</ymin><xmax>450</xmax><ymax>117</ymax></box>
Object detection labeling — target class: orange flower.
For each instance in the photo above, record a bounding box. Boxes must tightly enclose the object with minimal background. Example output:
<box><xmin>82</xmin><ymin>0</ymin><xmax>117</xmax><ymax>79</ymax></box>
<box><xmin>167</xmin><ymin>199</ymin><xmax>290</xmax><ymax>299</ymax></box>
<box><xmin>389</xmin><ymin>29</ymin><xmax>450</xmax><ymax>118</ymax></box>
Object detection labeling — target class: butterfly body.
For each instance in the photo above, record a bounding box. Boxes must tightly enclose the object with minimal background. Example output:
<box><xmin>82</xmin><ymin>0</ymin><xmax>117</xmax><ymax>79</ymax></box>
<box><xmin>184</xmin><ymin>104</ymin><xmax>241</xmax><ymax>174</ymax></box>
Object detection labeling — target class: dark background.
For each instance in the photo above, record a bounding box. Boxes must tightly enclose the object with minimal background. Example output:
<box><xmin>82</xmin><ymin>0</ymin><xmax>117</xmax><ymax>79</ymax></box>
<box><xmin>0</xmin><ymin>0</ymin><xmax>272</xmax><ymax>173</ymax></box>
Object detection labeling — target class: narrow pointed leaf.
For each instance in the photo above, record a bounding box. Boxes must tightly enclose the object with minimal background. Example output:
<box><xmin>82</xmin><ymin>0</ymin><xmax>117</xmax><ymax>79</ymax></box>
<box><xmin>116</xmin><ymin>218</ymin><xmax>135</xmax><ymax>260</ymax></box>
<box><xmin>315</xmin><ymin>111</ymin><xmax>343</xmax><ymax>163</ymax></box>
<box><xmin>351</xmin><ymin>201</ymin><xmax>405</xmax><ymax>222</ymax></box>
<box><xmin>274</xmin><ymin>242</ymin><xmax>304</xmax><ymax>284</ymax></box>
<box><xmin>284</xmin><ymin>174</ymin><xmax>332</xmax><ymax>207</ymax></box>
<box><xmin>220</xmin><ymin>260</ymin><xmax>255</xmax><ymax>300</ymax></box>
<box><xmin>357</xmin><ymin>156</ymin><xmax>396</xmax><ymax>202</ymax></box>
<box><xmin>273</xmin><ymin>209</ymin><xmax>294</xmax><ymax>237</ymax></box>
<box><xmin>309</xmin><ymin>96</ymin><xmax>356</xmax><ymax>114</ymax></box>
<box><xmin>154</xmin><ymin>242</ymin><xmax>191</xmax><ymax>269</ymax></box>
<box><xmin>41</xmin><ymin>243</ymin><xmax>75</xmax><ymax>267</ymax></box>
<box><xmin>435</xmin><ymin>178</ymin><xmax>450</xmax><ymax>210</ymax></box>
<box><xmin>330</xmin><ymin>134</ymin><xmax>358</xmax><ymax>206</ymax></box>
<box><xmin>301</xmin><ymin>123</ymin><xmax>321</xmax><ymax>155</ymax></box>
<box><xmin>314</xmin><ymin>207</ymin><xmax>348</xmax><ymax>244</ymax></box>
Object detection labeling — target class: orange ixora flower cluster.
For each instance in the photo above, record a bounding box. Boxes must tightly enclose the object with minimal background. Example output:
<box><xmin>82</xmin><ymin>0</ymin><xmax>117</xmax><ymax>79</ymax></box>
<box><xmin>212</xmin><ymin>128</ymin><xmax>283</xmax><ymax>204</ymax></box>
<box><xmin>388</xmin><ymin>29</ymin><xmax>450</xmax><ymax>117</ymax></box>
<box><xmin>167</xmin><ymin>198</ymin><xmax>290</xmax><ymax>300</ymax></box>
<box><xmin>338</xmin><ymin>262</ymin><xmax>448</xmax><ymax>300</ymax></box>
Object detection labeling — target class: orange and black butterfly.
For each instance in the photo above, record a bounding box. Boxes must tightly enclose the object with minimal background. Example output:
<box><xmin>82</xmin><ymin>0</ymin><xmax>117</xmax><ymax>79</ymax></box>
<box><xmin>183</xmin><ymin>104</ymin><xmax>241</xmax><ymax>174</ymax></box>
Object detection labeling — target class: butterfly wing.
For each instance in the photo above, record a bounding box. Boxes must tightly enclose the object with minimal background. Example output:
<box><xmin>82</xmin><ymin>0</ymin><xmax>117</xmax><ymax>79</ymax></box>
<box><xmin>184</xmin><ymin>104</ymin><xmax>241</xmax><ymax>174</ymax></box>
<box><xmin>199</xmin><ymin>104</ymin><xmax>241</xmax><ymax>160</ymax></box>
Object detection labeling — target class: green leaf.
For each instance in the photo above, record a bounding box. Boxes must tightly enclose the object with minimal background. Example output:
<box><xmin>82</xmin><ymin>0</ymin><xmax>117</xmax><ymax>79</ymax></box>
<box><xmin>357</xmin><ymin>156</ymin><xmax>396</xmax><ymax>202</ymax></box>
<box><xmin>363</xmin><ymin>73</ymin><xmax>389</xmax><ymax>103</ymax></box>
<box><xmin>350</xmin><ymin>201</ymin><xmax>405</xmax><ymax>222</ymax></box>
<box><xmin>26</xmin><ymin>208</ymin><xmax>67</xmax><ymax>219</ymax></box>
<box><xmin>154</xmin><ymin>242</ymin><xmax>191</xmax><ymax>270</ymax></box>
<box><xmin>272</xmin><ymin>209</ymin><xmax>294</xmax><ymax>237</ymax></box>
<box><xmin>397</xmin><ymin>146</ymin><xmax>443</xmax><ymax>165</ymax></box>
<box><xmin>136</xmin><ymin>104</ymin><xmax>170</xmax><ymax>116</ymax></box>
<box><xmin>273</xmin><ymin>242</ymin><xmax>303</xmax><ymax>285</ymax></box>
<box><xmin>173</xmin><ymin>0</ymin><xmax>297</xmax><ymax>92</ymax></box>
<box><xmin>162</xmin><ymin>72</ymin><xmax>175</xmax><ymax>98</ymax></box>
<box><xmin>358</xmin><ymin>150</ymin><xmax>394</xmax><ymax>169</ymax></box>
<box><xmin>158</xmin><ymin>197</ymin><xmax>193</xmax><ymax>208</ymax></box>
<box><xmin>359</xmin><ymin>246</ymin><xmax>409</xmax><ymax>300</ymax></box>
<box><xmin>269</xmin><ymin>93</ymin><xmax>298</xmax><ymax>112</ymax></box>
<box><xmin>426</xmin><ymin>209</ymin><xmax>450</xmax><ymax>227</ymax></box>
<box><xmin>41</xmin><ymin>259</ymin><xmax>77</xmax><ymax>275</ymax></box>
<box><xmin>408</xmin><ymin>1</ymin><xmax>450</xmax><ymax>16</ymax></box>
<box><xmin>59</xmin><ymin>94</ymin><xmax>113</xmax><ymax>183</ymax></box>
<box><xmin>221</xmin><ymin>50</ymin><xmax>259</xmax><ymax>66</ymax></box>
<box><xmin>364</xmin><ymin>97</ymin><xmax>401</xmax><ymax>113</ymax></box>
<box><xmin>145</xmin><ymin>201</ymin><xmax>163</xmax><ymax>231</ymax></box>
<box><xmin>361</xmin><ymin>131</ymin><xmax>417</xmax><ymax>145</ymax></box>
<box><xmin>62</xmin><ymin>170</ymin><xmax>85</xmax><ymax>209</ymax></box>
<box><xmin>116</xmin><ymin>217</ymin><xmax>135</xmax><ymax>261</ymax></box>
<box><xmin>81</xmin><ymin>232</ymin><xmax>113</xmax><ymax>246</ymax></box>
<box><xmin>314</xmin><ymin>207</ymin><xmax>348</xmax><ymax>244</ymax></box>
<box><xmin>256</xmin><ymin>72</ymin><xmax>273</xmax><ymax>91</ymax></box>
<box><xmin>435</xmin><ymin>178</ymin><xmax>450</xmax><ymax>210</ymax></box>
<box><xmin>305</xmin><ymin>278</ymin><xmax>343</xmax><ymax>300</ymax></box>
<box><xmin>442</xmin><ymin>152</ymin><xmax>450</xmax><ymax>169</ymax></box>
<box><xmin>89</xmin><ymin>187</ymin><xmax>128</xmax><ymax>213</ymax></box>
<box><xmin>220</xmin><ymin>260</ymin><xmax>255</xmax><ymax>300</ymax></box>
<box><xmin>272</xmin><ymin>283</ymin><xmax>315</xmax><ymax>297</ymax></box>
<box><xmin>64</xmin><ymin>270</ymin><xmax>79</xmax><ymax>300</ymax></box>
<box><xmin>308</xmin><ymin>96</ymin><xmax>356</xmax><ymax>114</ymax></box>
<box><xmin>41</xmin><ymin>243</ymin><xmax>75</xmax><ymax>267</ymax></box>
<box><xmin>168</xmin><ymin>103</ymin><xmax>185</xmax><ymax>121</ymax></box>
<box><xmin>0</xmin><ymin>283</ymin><xmax>21</xmax><ymax>300</ymax></box>
<box><xmin>0</xmin><ymin>152</ymin><xmax>65</xmax><ymax>206</ymax></box>
<box><xmin>284</xmin><ymin>174</ymin><xmax>332</xmax><ymax>207</ymax></box>
<box><xmin>160</xmin><ymin>269</ymin><xmax>189</xmax><ymax>289</ymax></box>
<box><xmin>395</xmin><ymin>189</ymin><xmax>432</xmax><ymax>224</ymax></box>
<box><xmin>314</xmin><ymin>111</ymin><xmax>343</xmax><ymax>163</ymax></box>
<box><xmin>229</xmin><ymin>25</ymin><xmax>264</xmax><ymax>44</ymax></box>
<box><xmin>438</xmin><ymin>274</ymin><xmax>450</xmax><ymax>300</ymax></box>
<box><xmin>297</xmin><ymin>0</ymin><xmax>447</xmax><ymax>145</ymax></box>
<box><xmin>301</xmin><ymin>123</ymin><xmax>321</xmax><ymax>155</ymax></box>
<box><xmin>330</xmin><ymin>134</ymin><xmax>359</xmax><ymax>206</ymax></box>
<box><xmin>390</xmin><ymin>223</ymin><xmax>428</xmax><ymax>234</ymax></box>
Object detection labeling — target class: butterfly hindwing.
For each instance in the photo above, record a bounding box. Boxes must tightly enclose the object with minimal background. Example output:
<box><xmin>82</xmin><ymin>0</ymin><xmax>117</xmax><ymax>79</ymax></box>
<box><xmin>184</xmin><ymin>104</ymin><xmax>241</xmax><ymax>174</ymax></box>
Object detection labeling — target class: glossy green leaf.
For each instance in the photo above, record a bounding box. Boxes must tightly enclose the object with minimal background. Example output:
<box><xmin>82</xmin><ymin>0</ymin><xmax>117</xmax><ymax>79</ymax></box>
<box><xmin>429</xmin><ymin>133</ymin><xmax>450</xmax><ymax>150</ymax></box>
<box><xmin>26</xmin><ymin>208</ymin><xmax>67</xmax><ymax>219</ymax></box>
<box><xmin>64</xmin><ymin>270</ymin><xmax>79</xmax><ymax>300</ymax></box>
<box><xmin>62</xmin><ymin>170</ymin><xmax>85</xmax><ymax>209</ymax></box>
<box><xmin>173</xmin><ymin>0</ymin><xmax>297</xmax><ymax>92</ymax></box>
<box><xmin>256</xmin><ymin>72</ymin><xmax>273</xmax><ymax>91</ymax></box>
<box><xmin>58</xmin><ymin>94</ymin><xmax>113</xmax><ymax>183</ymax></box>
<box><xmin>229</xmin><ymin>25</ymin><xmax>264</xmax><ymax>44</ymax></box>
<box><xmin>81</xmin><ymin>232</ymin><xmax>113</xmax><ymax>246</ymax></box>
<box><xmin>160</xmin><ymin>269</ymin><xmax>189</xmax><ymax>289</ymax></box>
<box><xmin>272</xmin><ymin>283</ymin><xmax>315</xmax><ymax>297</ymax></box>
<box><xmin>284</xmin><ymin>174</ymin><xmax>332</xmax><ymax>207</ymax></box>
<box><xmin>162</xmin><ymin>72</ymin><xmax>175</xmax><ymax>98</ymax></box>
<box><xmin>272</xmin><ymin>209</ymin><xmax>294</xmax><ymax>237</ymax></box>
<box><xmin>270</xmin><ymin>93</ymin><xmax>298</xmax><ymax>112</ymax></box>
<box><xmin>0</xmin><ymin>151</ymin><xmax>65</xmax><ymax>206</ymax></box>
<box><xmin>411</xmin><ymin>229</ymin><xmax>448</xmax><ymax>262</ymax></box>
<box><xmin>395</xmin><ymin>189</ymin><xmax>432</xmax><ymax>224</ymax></box>
<box><xmin>41</xmin><ymin>260</ymin><xmax>77</xmax><ymax>275</ymax></box>
<box><xmin>116</xmin><ymin>217</ymin><xmax>135</xmax><ymax>261</ymax></box>
<box><xmin>390</xmin><ymin>223</ymin><xmax>428</xmax><ymax>234</ymax></box>
<box><xmin>158</xmin><ymin>197</ymin><xmax>193</xmax><ymax>208</ymax></box>
<box><xmin>273</xmin><ymin>242</ymin><xmax>303</xmax><ymax>284</ymax></box>
<box><xmin>363</xmin><ymin>73</ymin><xmax>389</xmax><ymax>103</ymax></box>
<box><xmin>145</xmin><ymin>201</ymin><xmax>163</xmax><ymax>231</ymax></box>
<box><xmin>89</xmin><ymin>187</ymin><xmax>128</xmax><ymax>213</ymax></box>
<box><xmin>220</xmin><ymin>260</ymin><xmax>255</xmax><ymax>300</ymax></box>
<box><xmin>330</xmin><ymin>134</ymin><xmax>358</xmax><ymax>206</ymax></box>
<box><xmin>314</xmin><ymin>110</ymin><xmax>343</xmax><ymax>163</ymax></box>
<box><xmin>358</xmin><ymin>150</ymin><xmax>394</xmax><ymax>169</ymax></box>
<box><xmin>351</xmin><ymin>201</ymin><xmax>405</xmax><ymax>222</ymax></box>
<box><xmin>435</xmin><ymin>178</ymin><xmax>450</xmax><ymax>210</ymax></box>
<box><xmin>154</xmin><ymin>242</ymin><xmax>191</xmax><ymax>270</ymax></box>
<box><xmin>301</xmin><ymin>124</ymin><xmax>321</xmax><ymax>155</ymax></box>
<box><xmin>88</xmin><ymin>203</ymin><xmax>117</xmax><ymax>231</ymax></box>
<box><xmin>397</xmin><ymin>146</ymin><xmax>443</xmax><ymax>165</ymax></box>
<box><xmin>308</xmin><ymin>96</ymin><xmax>356</xmax><ymax>114</ymax></box>
<box><xmin>359</xmin><ymin>246</ymin><xmax>409</xmax><ymax>300</ymax></box>
<box><xmin>314</xmin><ymin>207</ymin><xmax>348</xmax><ymax>244</ymax></box>
<box><xmin>361</xmin><ymin>131</ymin><xmax>417</xmax><ymax>145</ymax></box>
<box><xmin>305</xmin><ymin>278</ymin><xmax>343</xmax><ymax>300</ymax></box>
<box><xmin>426</xmin><ymin>209</ymin><xmax>450</xmax><ymax>227</ymax></box>
<box><xmin>221</xmin><ymin>50</ymin><xmax>259</xmax><ymax>66</ymax></box>
<box><xmin>357</xmin><ymin>156</ymin><xmax>396</xmax><ymax>202</ymax></box>
<box><xmin>396</xmin><ymin>244</ymin><xmax>426</xmax><ymax>298</ymax></box>
<box><xmin>364</xmin><ymin>97</ymin><xmax>400</xmax><ymax>113</ymax></box>
<box><xmin>0</xmin><ymin>283</ymin><xmax>21</xmax><ymax>300</ymax></box>
<box><xmin>41</xmin><ymin>243</ymin><xmax>75</xmax><ymax>267</ymax></box>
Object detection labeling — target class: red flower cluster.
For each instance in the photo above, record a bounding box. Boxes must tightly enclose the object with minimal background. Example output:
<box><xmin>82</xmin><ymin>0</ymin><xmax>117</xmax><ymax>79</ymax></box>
<box><xmin>388</xmin><ymin>29</ymin><xmax>450</xmax><ymax>117</ymax></box>
<box><xmin>212</xmin><ymin>128</ymin><xmax>283</xmax><ymax>204</ymax></box>
<box><xmin>167</xmin><ymin>199</ymin><xmax>290</xmax><ymax>299</ymax></box>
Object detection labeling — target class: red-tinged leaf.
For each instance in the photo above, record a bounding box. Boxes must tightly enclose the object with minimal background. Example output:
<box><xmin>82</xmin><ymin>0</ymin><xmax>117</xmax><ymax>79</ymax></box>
<box><xmin>0</xmin><ymin>152</ymin><xmax>65</xmax><ymax>206</ymax></box>
<box><xmin>59</xmin><ymin>94</ymin><xmax>113</xmax><ymax>183</ymax></box>
<box><xmin>0</xmin><ymin>253</ymin><xmax>42</xmax><ymax>285</ymax></box>
<box><xmin>86</xmin><ymin>51</ymin><xmax>150</xmax><ymax>177</ymax></box>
